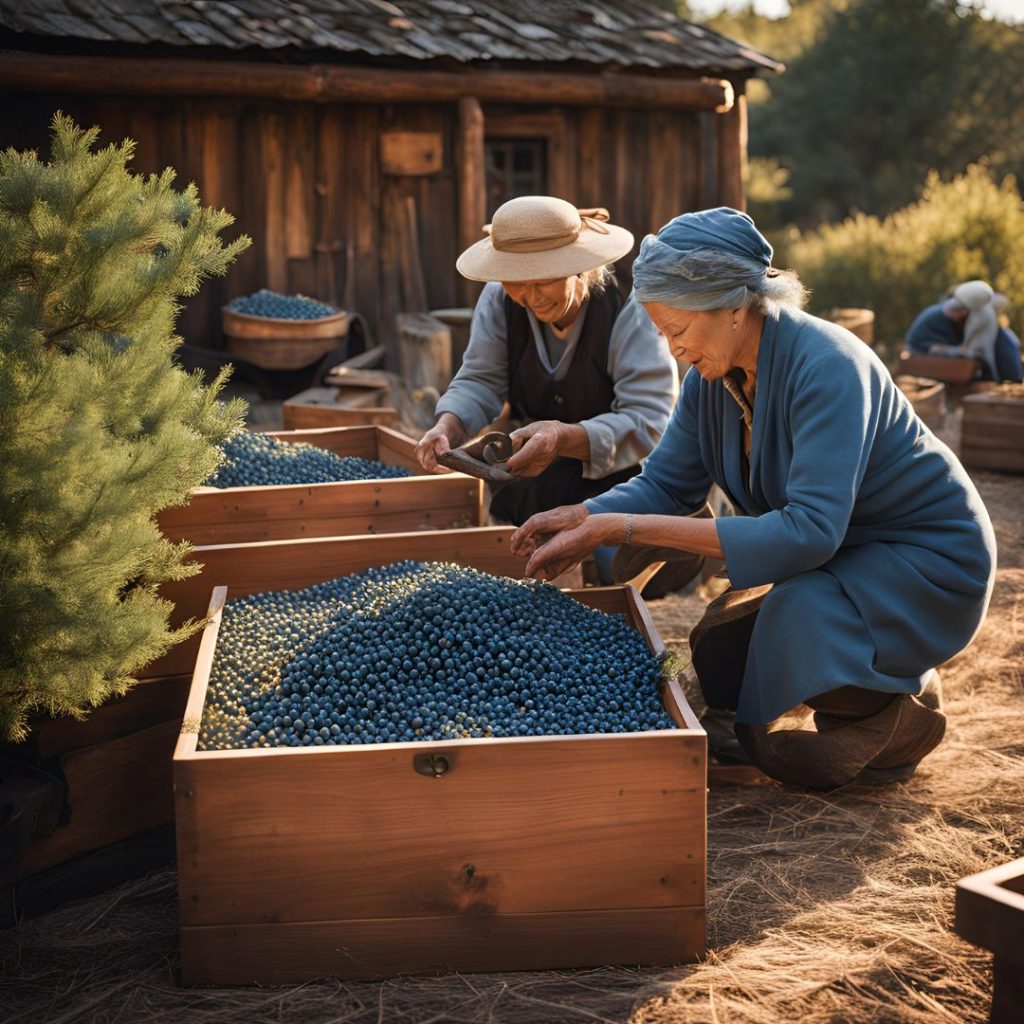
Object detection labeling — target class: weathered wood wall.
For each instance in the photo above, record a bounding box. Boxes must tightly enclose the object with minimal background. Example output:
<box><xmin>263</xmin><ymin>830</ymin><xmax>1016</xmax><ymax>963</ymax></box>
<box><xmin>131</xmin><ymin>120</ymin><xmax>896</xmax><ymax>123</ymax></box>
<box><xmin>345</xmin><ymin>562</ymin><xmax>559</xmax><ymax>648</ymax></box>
<box><xmin>2</xmin><ymin>91</ymin><xmax>741</xmax><ymax>356</ymax></box>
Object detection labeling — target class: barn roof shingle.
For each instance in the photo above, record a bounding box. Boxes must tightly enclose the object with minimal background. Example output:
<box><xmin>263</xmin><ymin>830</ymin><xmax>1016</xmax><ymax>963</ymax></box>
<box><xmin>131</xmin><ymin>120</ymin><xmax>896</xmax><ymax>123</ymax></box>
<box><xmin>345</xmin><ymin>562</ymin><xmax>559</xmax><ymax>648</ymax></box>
<box><xmin>0</xmin><ymin>0</ymin><xmax>781</xmax><ymax>76</ymax></box>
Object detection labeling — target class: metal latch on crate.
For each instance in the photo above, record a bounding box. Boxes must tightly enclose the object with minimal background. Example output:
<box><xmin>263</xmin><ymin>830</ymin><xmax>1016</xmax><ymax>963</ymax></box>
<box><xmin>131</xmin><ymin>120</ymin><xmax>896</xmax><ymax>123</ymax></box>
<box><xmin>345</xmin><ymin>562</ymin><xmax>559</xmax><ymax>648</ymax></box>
<box><xmin>414</xmin><ymin>752</ymin><xmax>452</xmax><ymax>778</ymax></box>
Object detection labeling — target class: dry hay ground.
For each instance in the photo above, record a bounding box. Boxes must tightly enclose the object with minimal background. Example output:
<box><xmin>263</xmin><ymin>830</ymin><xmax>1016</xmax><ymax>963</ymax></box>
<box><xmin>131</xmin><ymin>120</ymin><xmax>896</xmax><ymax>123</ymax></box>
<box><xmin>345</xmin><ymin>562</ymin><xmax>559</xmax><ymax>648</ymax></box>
<box><xmin>1</xmin><ymin>472</ymin><xmax>1022</xmax><ymax>1024</ymax></box>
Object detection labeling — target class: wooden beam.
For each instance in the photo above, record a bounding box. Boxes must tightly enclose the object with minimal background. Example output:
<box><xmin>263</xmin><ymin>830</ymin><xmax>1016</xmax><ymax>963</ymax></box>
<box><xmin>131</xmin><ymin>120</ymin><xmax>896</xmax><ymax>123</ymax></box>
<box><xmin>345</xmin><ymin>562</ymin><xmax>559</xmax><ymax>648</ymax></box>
<box><xmin>0</xmin><ymin>51</ymin><xmax>734</xmax><ymax>112</ymax></box>
<box><xmin>456</xmin><ymin>96</ymin><xmax>486</xmax><ymax>307</ymax></box>
<box><xmin>716</xmin><ymin>87</ymin><xmax>747</xmax><ymax>211</ymax></box>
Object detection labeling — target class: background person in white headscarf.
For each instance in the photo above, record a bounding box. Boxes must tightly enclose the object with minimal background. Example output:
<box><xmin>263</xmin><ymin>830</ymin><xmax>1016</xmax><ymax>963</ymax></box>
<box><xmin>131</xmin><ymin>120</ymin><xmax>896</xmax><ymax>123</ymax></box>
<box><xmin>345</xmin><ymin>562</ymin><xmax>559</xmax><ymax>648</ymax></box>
<box><xmin>904</xmin><ymin>278</ymin><xmax>1023</xmax><ymax>382</ymax></box>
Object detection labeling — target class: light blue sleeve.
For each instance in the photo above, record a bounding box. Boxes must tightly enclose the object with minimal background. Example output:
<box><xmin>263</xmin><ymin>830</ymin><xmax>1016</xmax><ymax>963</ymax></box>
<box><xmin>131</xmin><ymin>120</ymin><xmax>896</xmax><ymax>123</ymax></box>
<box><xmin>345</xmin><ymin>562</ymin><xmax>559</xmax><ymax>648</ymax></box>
<box><xmin>583</xmin><ymin>368</ymin><xmax>713</xmax><ymax>516</ymax></box>
<box><xmin>579</xmin><ymin>293</ymin><xmax>679</xmax><ymax>480</ymax></box>
<box><xmin>434</xmin><ymin>282</ymin><xmax>508</xmax><ymax>434</ymax></box>
<box><xmin>716</xmin><ymin>353</ymin><xmax>878</xmax><ymax>587</ymax></box>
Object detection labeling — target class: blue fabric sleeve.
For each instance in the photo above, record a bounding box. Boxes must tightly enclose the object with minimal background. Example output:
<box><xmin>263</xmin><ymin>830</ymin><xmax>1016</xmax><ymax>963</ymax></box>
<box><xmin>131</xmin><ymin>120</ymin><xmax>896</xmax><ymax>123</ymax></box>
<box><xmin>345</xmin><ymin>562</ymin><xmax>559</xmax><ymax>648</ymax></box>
<box><xmin>717</xmin><ymin>355</ymin><xmax>878</xmax><ymax>587</ymax></box>
<box><xmin>583</xmin><ymin>369</ymin><xmax>713</xmax><ymax>516</ymax></box>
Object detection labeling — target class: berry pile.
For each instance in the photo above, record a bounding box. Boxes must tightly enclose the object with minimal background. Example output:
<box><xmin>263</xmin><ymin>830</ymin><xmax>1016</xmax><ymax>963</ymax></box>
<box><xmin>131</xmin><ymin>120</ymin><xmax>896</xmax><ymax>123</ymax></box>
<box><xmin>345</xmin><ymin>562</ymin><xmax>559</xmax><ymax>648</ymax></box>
<box><xmin>227</xmin><ymin>288</ymin><xmax>337</xmax><ymax>320</ymax></box>
<box><xmin>205</xmin><ymin>431</ymin><xmax>413</xmax><ymax>488</ymax></box>
<box><xmin>198</xmin><ymin>561</ymin><xmax>675</xmax><ymax>750</ymax></box>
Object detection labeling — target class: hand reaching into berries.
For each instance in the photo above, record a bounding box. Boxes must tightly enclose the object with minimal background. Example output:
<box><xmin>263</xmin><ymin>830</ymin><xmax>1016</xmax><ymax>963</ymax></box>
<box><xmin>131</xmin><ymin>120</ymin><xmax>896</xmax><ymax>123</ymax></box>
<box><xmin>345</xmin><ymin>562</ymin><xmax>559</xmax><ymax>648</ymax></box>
<box><xmin>512</xmin><ymin>504</ymin><xmax>622</xmax><ymax>581</ymax></box>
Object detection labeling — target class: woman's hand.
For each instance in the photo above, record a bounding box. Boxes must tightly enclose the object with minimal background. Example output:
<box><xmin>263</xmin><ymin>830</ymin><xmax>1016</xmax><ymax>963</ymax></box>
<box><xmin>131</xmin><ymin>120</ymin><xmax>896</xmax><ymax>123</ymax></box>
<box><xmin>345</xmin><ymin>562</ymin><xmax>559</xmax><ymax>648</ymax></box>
<box><xmin>415</xmin><ymin>413</ymin><xmax>468</xmax><ymax>473</ymax></box>
<box><xmin>512</xmin><ymin>505</ymin><xmax>622</xmax><ymax>581</ymax></box>
<box><xmin>504</xmin><ymin>421</ymin><xmax>566</xmax><ymax>477</ymax></box>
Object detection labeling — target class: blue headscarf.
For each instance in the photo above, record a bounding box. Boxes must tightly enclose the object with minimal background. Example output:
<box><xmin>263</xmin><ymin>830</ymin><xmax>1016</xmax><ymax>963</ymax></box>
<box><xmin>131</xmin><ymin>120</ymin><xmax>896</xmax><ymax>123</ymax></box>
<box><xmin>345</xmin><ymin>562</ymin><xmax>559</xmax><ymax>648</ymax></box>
<box><xmin>632</xmin><ymin>207</ymin><xmax>774</xmax><ymax>310</ymax></box>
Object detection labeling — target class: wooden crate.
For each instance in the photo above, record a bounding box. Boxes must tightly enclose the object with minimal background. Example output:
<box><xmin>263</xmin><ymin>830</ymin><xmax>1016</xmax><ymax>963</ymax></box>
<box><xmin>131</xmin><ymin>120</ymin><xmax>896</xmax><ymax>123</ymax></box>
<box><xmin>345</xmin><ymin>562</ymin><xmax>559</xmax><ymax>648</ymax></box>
<box><xmin>158</xmin><ymin>426</ymin><xmax>481</xmax><ymax>545</ymax></box>
<box><xmin>282</xmin><ymin>386</ymin><xmax>398</xmax><ymax>429</ymax></box>
<box><xmin>955</xmin><ymin>858</ymin><xmax>1024</xmax><ymax>1023</ymax></box>
<box><xmin>895</xmin><ymin>374</ymin><xmax>945</xmax><ymax>430</ymax></box>
<box><xmin>2</xmin><ymin>673</ymin><xmax>191</xmax><ymax>919</ymax></box>
<box><xmin>175</xmin><ymin>582</ymin><xmax>706</xmax><ymax>985</ymax></box>
<box><xmin>144</xmin><ymin>527</ymin><xmax>524</xmax><ymax>681</ymax></box>
<box><xmin>961</xmin><ymin>386</ymin><xmax>1024</xmax><ymax>474</ymax></box>
<box><xmin>898</xmin><ymin>350</ymin><xmax>980</xmax><ymax>385</ymax></box>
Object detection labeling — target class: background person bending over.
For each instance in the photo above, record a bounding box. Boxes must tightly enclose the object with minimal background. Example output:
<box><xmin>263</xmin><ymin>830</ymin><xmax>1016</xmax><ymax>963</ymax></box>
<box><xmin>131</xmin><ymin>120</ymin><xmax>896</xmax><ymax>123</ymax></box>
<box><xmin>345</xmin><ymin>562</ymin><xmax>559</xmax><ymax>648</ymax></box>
<box><xmin>905</xmin><ymin>279</ymin><xmax>1023</xmax><ymax>382</ymax></box>
<box><xmin>415</xmin><ymin>196</ymin><xmax>679</xmax><ymax>582</ymax></box>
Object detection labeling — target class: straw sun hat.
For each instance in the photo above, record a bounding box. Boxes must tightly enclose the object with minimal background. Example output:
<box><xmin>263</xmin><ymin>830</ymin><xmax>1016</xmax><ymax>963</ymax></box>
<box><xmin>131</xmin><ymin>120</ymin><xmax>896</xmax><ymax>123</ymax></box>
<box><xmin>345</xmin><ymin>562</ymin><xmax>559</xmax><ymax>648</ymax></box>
<box><xmin>456</xmin><ymin>196</ymin><xmax>634</xmax><ymax>283</ymax></box>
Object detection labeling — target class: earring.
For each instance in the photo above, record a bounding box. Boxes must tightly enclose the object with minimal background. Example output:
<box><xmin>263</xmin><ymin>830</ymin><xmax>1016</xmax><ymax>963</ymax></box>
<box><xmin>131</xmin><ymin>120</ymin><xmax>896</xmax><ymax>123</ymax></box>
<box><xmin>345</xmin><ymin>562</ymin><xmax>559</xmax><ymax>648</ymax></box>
<box><xmin>731</xmin><ymin>322</ymin><xmax>738</xmax><ymax>331</ymax></box>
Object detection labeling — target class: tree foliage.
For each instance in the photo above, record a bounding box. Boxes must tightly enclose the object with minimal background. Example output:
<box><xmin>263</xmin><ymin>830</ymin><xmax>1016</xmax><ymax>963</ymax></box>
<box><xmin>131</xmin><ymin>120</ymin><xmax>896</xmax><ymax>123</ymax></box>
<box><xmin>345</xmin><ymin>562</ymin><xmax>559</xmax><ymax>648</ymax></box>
<box><xmin>787</xmin><ymin>163</ymin><xmax>1024</xmax><ymax>351</ymax></box>
<box><xmin>0</xmin><ymin>114</ymin><xmax>250</xmax><ymax>741</ymax></box>
<box><xmin>709</xmin><ymin>0</ymin><xmax>1024</xmax><ymax>228</ymax></box>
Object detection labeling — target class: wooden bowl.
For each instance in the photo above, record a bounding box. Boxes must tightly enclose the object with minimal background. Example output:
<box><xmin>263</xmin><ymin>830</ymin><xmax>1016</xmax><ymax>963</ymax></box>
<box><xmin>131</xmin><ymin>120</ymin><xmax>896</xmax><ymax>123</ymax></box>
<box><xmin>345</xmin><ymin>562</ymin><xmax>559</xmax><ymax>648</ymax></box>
<box><xmin>222</xmin><ymin>307</ymin><xmax>350</xmax><ymax>370</ymax></box>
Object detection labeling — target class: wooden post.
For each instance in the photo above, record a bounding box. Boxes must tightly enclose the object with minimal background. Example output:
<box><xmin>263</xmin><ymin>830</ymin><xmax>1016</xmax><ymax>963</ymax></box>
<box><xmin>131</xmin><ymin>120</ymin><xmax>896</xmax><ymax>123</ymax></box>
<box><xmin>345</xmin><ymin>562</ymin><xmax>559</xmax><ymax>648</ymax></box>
<box><xmin>397</xmin><ymin>312</ymin><xmax>452</xmax><ymax>393</ymax></box>
<box><xmin>716</xmin><ymin>84</ymin><xmax>747</xmax><ymax>211</ymax></box>
<box><xmin>457</xmin><ymin>96</ymin><xmax>486</xmax><ymax>308</ymax></box>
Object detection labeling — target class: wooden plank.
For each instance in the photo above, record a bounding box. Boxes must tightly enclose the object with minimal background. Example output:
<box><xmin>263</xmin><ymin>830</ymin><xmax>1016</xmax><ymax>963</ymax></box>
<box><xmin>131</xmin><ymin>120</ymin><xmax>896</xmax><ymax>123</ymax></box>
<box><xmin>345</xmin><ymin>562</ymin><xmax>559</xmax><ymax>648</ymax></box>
<box><xmin>347</xmin><ymin>106</ymin><xmax>381</xmax><ymax>348</ymax></box>
<box><xmin>264</xmin><ymin>424</ymin><xmax>380</xmax><ymax>458</ymax></box>
<box><xmin>145</xmin><ymin>528</ymin><xmax>524</xmax><ymax>678</ymax></box>
<box><xmin>715</xmin><ymin>86</ymin><xmax>746</xmax><ymax>210</ymax></box>
<box><xmin>180</xmin><ymin>905</ymin><xmax>705</xmax><ymax>985</ymax></box>
<box><xmin>576</xmin><ymin>107</ymin><xmax>606</xmax><ymax>209</ymax></box>
<box><xmin>176</xmin><ymin>732</ymin><xmax>704</xmax><ymax>926</ymax></box>
<box><xmin>158</xmin><ymin>476</ymin><xmax>483</xmax><ymax>545</ymax></box>
<box><xmin>261</xmin><ymin>110</ymin><xmax>288</xmax><ymax>292</ymax></box>
<box><xmin>284</xmin><ymin>106</ymin><xmax>315</xmax><ymax>261</ymax></box>
<box><xmin>456</xmin><ymin>96</ymin><xmax>485</xmax><ymax>308</ymax></box>
<box><xmin>380</xmin><ymin>131</ymin><xmax>443</xmax><ymax>176</ymax></box>
<box><xmin>314</xmin><ymin>105</ymin><xmax>344</xmax><ymax>306</ymax></box>
<box><xmin>956</xmin><ymin>858</ymin><xmax>1024</xmax><ymax>956</ymax></box>
<box><xmin>374</xmin><ymin>425</ymin><xmax>422</xmax><ymax>470</ymax></box>
<box><xmin>282</xmin><ymin>403</ymin><xmax>398</xmax><ymax>429</ymax></box>
<box><xmin>27</xmin><ymin>674</ymin><xmax>191</xmax><ymax>759</ymax></box>
<box><xmin>175</xmin><ymin>587</ymin><xmax>225</xmax><ymax>761</ymax></box>
<box><xmin>18</xmin><ymin>719</ymin><xmax>180</xmax><ymax>877</ymax></box>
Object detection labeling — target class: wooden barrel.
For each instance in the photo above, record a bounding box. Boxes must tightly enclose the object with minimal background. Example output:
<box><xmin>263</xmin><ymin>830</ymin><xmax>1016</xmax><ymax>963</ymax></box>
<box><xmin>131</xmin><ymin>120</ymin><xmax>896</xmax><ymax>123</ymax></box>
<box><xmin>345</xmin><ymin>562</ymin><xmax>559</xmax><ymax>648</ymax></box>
<box><xmin>961</xmin><ymin>385</ymin><xmax>1024</xmax><ymax>473</ymax></box>
<box><xmin>829</xmin><ymin>307</ymin><xmax>875</xmax><ymax>346</ymax></box>
<box><xmin>223</xmin><ymin>307</ymin><xmax>350</xmax><ymax>370</ymax></box>
<box><xmin>895</xmin><ymin>375</ymin><xmax>945</xmax><ymax>430</ymax></box>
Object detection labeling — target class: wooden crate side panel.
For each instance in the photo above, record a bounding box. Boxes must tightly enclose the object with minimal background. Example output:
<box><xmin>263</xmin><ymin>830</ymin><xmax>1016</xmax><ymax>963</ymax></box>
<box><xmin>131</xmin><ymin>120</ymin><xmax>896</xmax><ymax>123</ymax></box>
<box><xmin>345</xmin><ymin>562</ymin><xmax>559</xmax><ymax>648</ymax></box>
<box><xmin>26</xmin><ymin>674</ymin><xmax>191</xmax><ymax>759</ymax></box>
<box><xmin>180</xmin><ymin>905</ymin><xmax>705</xmax><ymax>985</ymax></box>
<box><xmin>158</xmin><ymin>476</ymin><xmax>481</xmax><ymax>544</ymax></box>
<box><xmin>175</xmin><ymin>732</ymin><xmax>704</xmax><ymax>926</ymax></box>
<box><xmin>262</xmin><ymin>425</ymin><xmax>380</xmax><ymax>459</ymax></box>
<box><xmin>19</xmin><ymin>719</ymin><xmax>179</xmax><ymax>877</ymax></box>
<box><xmin>146</xmin><ymin>528</ymin><xmax>522</xmax><ymax>677</ymax></box>
<box><xmin>375</xmin><ymin>425</ymin><xmax>423</xmax><ymax>472</ymax></box>
<box><xmin>281</xmin><ymin>404</ymin><xmax>398</xmax><ymax>429</ymax></box>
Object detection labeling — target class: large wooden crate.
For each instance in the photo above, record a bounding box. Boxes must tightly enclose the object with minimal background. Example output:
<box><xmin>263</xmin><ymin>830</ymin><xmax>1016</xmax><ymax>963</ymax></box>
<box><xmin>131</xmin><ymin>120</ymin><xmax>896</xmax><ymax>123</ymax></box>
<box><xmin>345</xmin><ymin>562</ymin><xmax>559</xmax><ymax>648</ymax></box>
<box><xmin>174</xmin><ymin>581</ymin><xmax>706</xmax><ymax>985</ymax></box>
<box><xmin>158</xmin><ymin>426</ymin><xmax>481</xmax><ymax>545</ymax></box>
<box><xmin>961</xmin><ymin>386</ymin><xmax>1024</xmax><ymax>474</ymax></box>
<box><xmin>2</xmin><ymin>673</ymin><xmax>190</xmax><ymax>922</ymax></box>
<box><xmin>955</xmin><ymin>858</ymin><xmax>1024</xmax><ymax>1023</ymax></box>
<box><xmin>144</xmin><ymin>527</ymin><xmax>524</xmax><ymax>681</ymax></box>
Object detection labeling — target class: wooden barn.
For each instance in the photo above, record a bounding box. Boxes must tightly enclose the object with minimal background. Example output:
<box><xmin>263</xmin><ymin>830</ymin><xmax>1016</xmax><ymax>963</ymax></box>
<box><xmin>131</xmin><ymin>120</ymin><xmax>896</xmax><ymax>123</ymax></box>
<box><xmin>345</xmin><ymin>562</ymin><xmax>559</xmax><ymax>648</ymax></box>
<box><xmin>0</xmin><ymin>0</ymin><xmax>780</xmax><ymax>361</ymax></box>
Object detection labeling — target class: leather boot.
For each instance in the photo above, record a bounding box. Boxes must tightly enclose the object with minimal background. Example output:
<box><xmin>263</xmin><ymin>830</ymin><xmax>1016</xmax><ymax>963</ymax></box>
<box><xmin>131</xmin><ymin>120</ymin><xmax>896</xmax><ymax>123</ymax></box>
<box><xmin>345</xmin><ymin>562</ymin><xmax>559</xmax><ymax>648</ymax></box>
<box><xmin>734</xmin><ymin>696</ymin><xmax>905</xmax><ymax>792</ymax></box>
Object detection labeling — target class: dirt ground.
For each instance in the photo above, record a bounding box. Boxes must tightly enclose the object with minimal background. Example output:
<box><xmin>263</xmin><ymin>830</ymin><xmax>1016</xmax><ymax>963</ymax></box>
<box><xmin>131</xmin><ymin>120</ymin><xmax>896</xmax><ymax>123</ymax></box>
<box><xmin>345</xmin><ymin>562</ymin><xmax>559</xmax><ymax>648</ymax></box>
<box><xmin>2</xmin><ymin>457</ymin><xmax>1021</xmax><ymax>1023</ymax></box>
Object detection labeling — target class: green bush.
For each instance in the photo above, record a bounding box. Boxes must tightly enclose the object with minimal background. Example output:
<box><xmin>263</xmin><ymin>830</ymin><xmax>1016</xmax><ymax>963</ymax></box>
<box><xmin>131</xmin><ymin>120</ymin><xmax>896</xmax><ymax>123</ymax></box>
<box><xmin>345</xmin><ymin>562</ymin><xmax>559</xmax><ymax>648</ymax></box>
<box><xmin>786</xmin><ymin>164</ymin><xmax>1024</xmax><ymax>360</ymax></box>
<box><xmin>0</xmin><ymin>115</ymin><xmax>250</xmax><ymax>741</ymax></box>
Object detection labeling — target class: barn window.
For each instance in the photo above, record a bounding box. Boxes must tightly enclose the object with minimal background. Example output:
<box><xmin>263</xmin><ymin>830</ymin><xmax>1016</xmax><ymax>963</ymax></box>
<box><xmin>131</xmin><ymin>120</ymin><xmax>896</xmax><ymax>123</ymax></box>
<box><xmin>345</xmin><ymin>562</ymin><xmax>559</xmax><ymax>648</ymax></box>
<box><xmin>485</xmin><ymin>138</ymin><xmax>548</xmax><ymax>211</ymax></box>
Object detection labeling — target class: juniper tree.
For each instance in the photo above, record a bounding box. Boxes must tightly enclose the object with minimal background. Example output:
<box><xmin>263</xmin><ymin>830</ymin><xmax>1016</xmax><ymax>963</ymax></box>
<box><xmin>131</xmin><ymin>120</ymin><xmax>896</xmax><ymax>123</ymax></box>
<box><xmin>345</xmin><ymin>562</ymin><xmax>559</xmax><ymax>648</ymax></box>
<box><xmin>0</xmin><ymin>114</ymin><xmax>251</xmax><ymax>741</ymax></box>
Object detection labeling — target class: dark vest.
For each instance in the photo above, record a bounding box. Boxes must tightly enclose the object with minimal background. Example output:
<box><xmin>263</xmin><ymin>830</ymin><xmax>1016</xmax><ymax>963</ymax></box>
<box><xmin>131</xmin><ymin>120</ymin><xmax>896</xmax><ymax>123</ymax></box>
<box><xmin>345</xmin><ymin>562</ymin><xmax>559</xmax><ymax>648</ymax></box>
<box><xmin>504</xmin><ymin>284</ymin><xmax>624</xmax><ymax>424</ymax></box>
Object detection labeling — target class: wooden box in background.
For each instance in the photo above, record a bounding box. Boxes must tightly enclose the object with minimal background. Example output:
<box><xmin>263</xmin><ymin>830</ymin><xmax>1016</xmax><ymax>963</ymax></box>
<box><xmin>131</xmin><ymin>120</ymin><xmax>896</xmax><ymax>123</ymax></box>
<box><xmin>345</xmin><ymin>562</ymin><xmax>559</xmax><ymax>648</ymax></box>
<box><xmin>175</xmin><ymin>583</ymin><xmax>707</xmax><ymax>985</ymax></box>
<box><xmin>961</xmin><ymin>386</ymin><xmax>1024</xmax><ymax>474</ymax></box>
<box><xmin>158</xmin><ymin>426</ymin><xmax>480</xmax><ymax>545</ymax></box>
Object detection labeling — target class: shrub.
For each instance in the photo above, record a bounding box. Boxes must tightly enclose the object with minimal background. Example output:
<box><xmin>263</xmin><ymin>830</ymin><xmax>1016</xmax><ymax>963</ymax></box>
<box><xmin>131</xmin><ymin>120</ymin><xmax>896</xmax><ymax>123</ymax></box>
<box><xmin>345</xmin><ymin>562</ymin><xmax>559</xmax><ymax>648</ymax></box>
<box><xmin>786</xmin><ymin>163</ymin><xmax>1024</xmax><ymax>359</ymax></box>
<box><xmin>0</xmin><ymin>114</ymin><xmax>250</xmax><ymax>741</ymax></box>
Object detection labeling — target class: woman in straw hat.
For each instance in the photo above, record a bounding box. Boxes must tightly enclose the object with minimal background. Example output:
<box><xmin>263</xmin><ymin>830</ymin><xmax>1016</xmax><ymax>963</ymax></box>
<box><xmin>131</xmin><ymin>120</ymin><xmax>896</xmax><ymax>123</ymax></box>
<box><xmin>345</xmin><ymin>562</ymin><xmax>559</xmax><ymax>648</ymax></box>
<box><xmin>415</xmin><ymin>196</ymin><xmax>681</xmax><ymax>583</ymax></box>
<box><xmin>511</xmin><ymin>207</ymin><xmax>996</xmax><ymax>791</ymax></box>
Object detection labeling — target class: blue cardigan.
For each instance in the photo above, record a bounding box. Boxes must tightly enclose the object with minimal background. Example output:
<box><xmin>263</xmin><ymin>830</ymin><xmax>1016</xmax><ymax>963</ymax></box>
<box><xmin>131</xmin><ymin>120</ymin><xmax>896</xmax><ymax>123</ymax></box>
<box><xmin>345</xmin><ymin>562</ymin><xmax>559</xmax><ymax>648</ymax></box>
<box><xmin>587</xmin><ymin>308</ymin><xmax>996</xmax><ymax>724</ymax></box>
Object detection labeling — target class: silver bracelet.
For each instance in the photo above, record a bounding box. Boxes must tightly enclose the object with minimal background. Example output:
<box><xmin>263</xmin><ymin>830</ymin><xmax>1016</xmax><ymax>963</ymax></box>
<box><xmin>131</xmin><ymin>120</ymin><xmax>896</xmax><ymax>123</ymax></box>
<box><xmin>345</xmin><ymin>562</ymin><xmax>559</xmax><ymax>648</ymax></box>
<box><xmin>623</xmin><ymin>513</ymin><xmax>633</xmax><ymax>545</ymax></box>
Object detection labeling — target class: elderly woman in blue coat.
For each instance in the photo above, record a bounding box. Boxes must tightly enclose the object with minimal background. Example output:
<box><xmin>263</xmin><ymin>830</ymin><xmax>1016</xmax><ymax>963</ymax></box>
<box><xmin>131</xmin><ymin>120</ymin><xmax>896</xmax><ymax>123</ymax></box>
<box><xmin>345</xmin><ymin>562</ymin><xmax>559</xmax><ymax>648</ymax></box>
<box><xmin>511</xmin><ymin>208</ymin><xmax>996</xmax><ymax>791</ymax></box>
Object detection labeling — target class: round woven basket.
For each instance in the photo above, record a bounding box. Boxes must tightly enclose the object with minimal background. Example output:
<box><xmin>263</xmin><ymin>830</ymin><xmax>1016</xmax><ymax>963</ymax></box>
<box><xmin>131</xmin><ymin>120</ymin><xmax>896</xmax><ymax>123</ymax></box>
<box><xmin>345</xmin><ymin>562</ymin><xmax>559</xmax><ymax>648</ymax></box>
<box><xmin>222</xmin><ymin>307</ymin><xmax>350</xmax><ymax>370</ymax></box>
